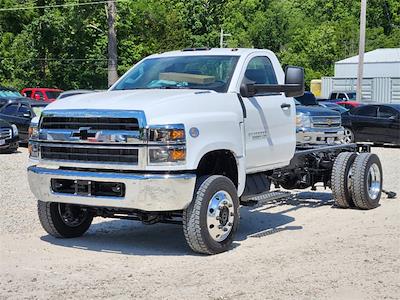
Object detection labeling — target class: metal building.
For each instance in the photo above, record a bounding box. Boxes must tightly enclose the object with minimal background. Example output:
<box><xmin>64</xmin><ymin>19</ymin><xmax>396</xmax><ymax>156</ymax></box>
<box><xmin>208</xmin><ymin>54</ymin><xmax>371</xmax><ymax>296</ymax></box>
<box><xmin>321</xmin><ymin>48</ymin><xmax>400</xmax><ymax>103</ymax></box>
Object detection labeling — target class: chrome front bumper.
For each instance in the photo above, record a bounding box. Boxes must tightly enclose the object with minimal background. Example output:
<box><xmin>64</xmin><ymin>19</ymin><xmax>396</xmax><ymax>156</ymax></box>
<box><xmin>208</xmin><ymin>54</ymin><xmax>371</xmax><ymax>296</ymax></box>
<box><xmin>27</xmin><ymin>166</ymin><xmax>196</xmax><ymax>212</ymax></box>
<box><xmin>296</xmin><ymin>127</ymin><xmax>344</xmax><ymax>145</ymax></box>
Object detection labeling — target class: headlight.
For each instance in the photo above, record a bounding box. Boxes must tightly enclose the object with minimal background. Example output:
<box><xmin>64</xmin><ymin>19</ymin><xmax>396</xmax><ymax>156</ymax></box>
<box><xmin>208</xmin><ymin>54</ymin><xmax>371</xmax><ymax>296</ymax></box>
<box><xmin>11</xmin><ymin>124</ymin><xmax>18</xmax><ymax>137</ymax></box>
<box><xmin>28</xmin><ymin>124</ymin><xmax>39</xmax><ymax>140</ymax></box>
<box><xmin>149</xmin><ymin>124</ymin><xmax>185</xmax><ymax>143</ymax></box>
<box><xmin>149</xmin><ymin>146</ymin><xmax>186</xmax><ymax>164</ymax></box>
<box><xmin>296</xmin><ymin>113</ymin><xmax>312</xmax><ymax>128</ymax></box>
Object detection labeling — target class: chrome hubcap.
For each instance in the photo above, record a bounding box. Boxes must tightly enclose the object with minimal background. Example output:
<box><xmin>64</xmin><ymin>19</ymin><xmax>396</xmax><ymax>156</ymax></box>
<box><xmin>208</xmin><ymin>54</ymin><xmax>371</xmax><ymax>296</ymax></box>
<box><xmin>343</xmin><ymin>129</ymin><xmax>353</xmax><ymax>143</ymax></box>
<box><xmin>206</xmin><ymin>191</ymin><xmax>235</xmax><ymax>242</ymax></box>
<box><xmin>367</xmin><ymin>163</ymin><xmax>381</xmax><ymax>200</ymax></box>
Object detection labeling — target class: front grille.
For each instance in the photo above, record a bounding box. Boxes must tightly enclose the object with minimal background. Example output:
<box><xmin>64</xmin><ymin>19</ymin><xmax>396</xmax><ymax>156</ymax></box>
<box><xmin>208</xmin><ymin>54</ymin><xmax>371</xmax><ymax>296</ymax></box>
<box><xmin>0</xmin><ymin>128</ymin><xmax>12</xmax><ymax>140</ymax></box>
<box><xmin>312</xmin><ymin>116</ymin><xmax>341</xmax><ymax>128</ymax></box>
<box><xmin>41</xmin><ymin>145</ymin><xmax>138</xmax><ymax>164</ymax></box>
<box><xmin>41</xmin><ymin>117</ymin><xmax>139</xmax><ymax>131</ymax></box>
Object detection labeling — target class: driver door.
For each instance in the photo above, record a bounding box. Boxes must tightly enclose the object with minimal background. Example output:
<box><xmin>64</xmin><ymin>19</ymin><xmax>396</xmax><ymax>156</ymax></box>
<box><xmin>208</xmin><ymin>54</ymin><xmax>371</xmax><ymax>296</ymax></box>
<box><xmin>241</xmin><ymin>56</ymin><xmax>296</xmax><ymax>172</ymax></box>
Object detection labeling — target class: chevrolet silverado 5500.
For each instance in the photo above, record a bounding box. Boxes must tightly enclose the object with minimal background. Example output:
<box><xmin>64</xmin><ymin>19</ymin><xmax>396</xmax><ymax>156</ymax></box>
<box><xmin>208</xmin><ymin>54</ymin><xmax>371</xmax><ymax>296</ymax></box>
<box><xmin>28</xmin><ymin>48</ymin><xmax>383</xmax><ymax>254</ymax></box>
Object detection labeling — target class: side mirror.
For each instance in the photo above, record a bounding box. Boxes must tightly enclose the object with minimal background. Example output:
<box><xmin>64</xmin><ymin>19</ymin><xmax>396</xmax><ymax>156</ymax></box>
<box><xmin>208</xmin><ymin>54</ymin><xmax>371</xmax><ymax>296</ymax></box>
<box><xmin>240</xmin><ymin>66</ymin><xmax>305</xmax><ymax>98</ymax></box>
<box><xmin>284</xmin><ymin>66</ymin><xmax>305</xmax><ymax>97</ymax></box>
<box><xmin>23</xmin><ymin>112</ymin><xmax>31</xmax><ymax>118</ymax></box>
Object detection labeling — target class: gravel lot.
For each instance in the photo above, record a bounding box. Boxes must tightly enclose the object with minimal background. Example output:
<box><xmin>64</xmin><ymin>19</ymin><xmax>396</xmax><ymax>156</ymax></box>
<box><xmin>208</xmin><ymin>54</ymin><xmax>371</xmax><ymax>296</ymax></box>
<box><xmin>1</xmin><ymin>147</ymin><xmax>399</xmax><ymax>299</ymax></box>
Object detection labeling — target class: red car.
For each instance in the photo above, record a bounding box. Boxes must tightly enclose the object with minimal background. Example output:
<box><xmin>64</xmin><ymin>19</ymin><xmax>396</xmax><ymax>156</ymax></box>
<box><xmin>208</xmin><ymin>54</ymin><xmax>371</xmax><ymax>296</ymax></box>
<box><xmin>336</xmin><ymin>101</ymin><xmax>363</xmax><ymax>110</ymax></box>
<box><xmin>21</xmin><ymin>88</ymin><xmax>63</xmax><ymax>102</ymax></box>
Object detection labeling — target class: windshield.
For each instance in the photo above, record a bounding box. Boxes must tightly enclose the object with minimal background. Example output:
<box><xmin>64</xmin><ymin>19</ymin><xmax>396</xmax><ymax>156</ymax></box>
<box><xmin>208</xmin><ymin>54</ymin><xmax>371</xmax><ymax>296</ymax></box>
<box><xmin>0</xmin><ymin>89</ymin><xmax>23</xmax><ymax>98</ymax></box>
<box><xmin>113</xmin><ymin>56</ymin><xmax>240</xmax><ymax>93</ymax></box>
<box><xmin>295</xmin><ymin>93</ymin><xmax>318</xmax><ymax>106</ymax></box>
<box><xmin>347</xmin><ymin>92</ymin><xmax>357</xmax><ymax>100</ymax></box>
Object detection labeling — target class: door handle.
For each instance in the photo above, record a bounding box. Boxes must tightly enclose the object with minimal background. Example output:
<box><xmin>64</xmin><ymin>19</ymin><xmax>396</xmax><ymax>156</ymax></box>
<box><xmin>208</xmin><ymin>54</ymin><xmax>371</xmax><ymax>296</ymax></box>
<box><xmin>281</xmin><ymin>103</ymin><xmax>291</xmax><ymax>109</ymax></box>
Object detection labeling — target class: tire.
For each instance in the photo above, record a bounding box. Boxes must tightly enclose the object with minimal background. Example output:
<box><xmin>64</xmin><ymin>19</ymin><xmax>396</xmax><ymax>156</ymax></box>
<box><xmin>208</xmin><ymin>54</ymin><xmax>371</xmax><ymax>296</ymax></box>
<box><xmin>183</xmin><ymin>175</ymin><xmax>240</xmax><ymax>255</ymax></box>
<box><xmin>350</xmin><ymin>153</ymin><xmax>383</xmax><ymax>210</ymax></box>
<box><xmin>37</xmin><ymin>201</ymin><xmax>93</xmax><ymax>238</ymax></box>
<box><xmin>343</xmin><ymin>127</ymin><xmax>354</xmax><ymax>143</ymax></box>
<box><xmin>331</xmin><ymin>152</ymin><xmax>357</xmax><ymax>208</ymax></box>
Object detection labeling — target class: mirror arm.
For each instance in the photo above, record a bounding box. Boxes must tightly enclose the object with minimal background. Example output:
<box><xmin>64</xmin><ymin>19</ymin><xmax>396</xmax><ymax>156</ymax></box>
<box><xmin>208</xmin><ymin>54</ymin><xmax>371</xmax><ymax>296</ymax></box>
<box><xmin>246</xmin><ymin>83</ymin><xmax>302</xmax><ymax>96</ymax></box>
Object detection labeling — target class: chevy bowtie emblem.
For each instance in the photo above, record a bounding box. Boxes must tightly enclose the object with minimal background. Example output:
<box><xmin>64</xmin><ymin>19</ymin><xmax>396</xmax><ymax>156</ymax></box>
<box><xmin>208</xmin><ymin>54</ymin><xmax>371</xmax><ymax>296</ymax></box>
<box><xmin>327</xmin><ymin>119</ymin><xmax>332</xmax><ymax>125</ymax></box>
<box><xmin>73</xmin><ymin>127</ymin><xmax>92</xmax><ymax>140</ymax></box>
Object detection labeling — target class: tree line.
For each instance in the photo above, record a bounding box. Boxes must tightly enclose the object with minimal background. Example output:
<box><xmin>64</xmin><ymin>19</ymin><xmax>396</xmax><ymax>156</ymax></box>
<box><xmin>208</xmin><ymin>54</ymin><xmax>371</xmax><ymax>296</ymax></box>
<box><xmin>0</xmin><ymin>0</ymin><xmax>399</xmax><ymax>90</ymax></box>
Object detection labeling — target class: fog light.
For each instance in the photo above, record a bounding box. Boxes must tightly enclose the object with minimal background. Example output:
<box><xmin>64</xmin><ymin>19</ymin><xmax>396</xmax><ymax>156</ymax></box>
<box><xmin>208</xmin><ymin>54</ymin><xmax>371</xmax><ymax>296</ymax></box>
<box><xmin>149</xmin><ymin>147</ymin><xmax>186</xmax><ymax>164</ymax></box>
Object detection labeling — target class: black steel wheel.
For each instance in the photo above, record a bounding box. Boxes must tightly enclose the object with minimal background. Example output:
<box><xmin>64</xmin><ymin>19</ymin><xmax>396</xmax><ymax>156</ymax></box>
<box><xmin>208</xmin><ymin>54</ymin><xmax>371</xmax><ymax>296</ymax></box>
<box><xmin>37</xmin><ymin>201</ymin><xmax>93</xmax><ymax>238</ymax></box>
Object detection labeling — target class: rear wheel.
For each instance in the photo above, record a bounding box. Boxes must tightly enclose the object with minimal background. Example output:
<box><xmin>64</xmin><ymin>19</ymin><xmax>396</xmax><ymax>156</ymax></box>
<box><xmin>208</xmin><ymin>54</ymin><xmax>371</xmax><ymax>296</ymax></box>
<box><xmin>350</xmin><ymin>153</ymin><xmax>382</xmax><ymax>209</ymax></box>
<box><xmin>37</xmin><ymin>201</ymin><xmax>93</xmax><ymax>238</ymax></box>
<box><xmin>331</xmin><ymin>152</ymin><xmax>357</xmax><ymax>208</ymax></box>
<box><xmin>183</xmin><ymin>175</ymin><xmax>239</xmax><ymax>254</ymax></box>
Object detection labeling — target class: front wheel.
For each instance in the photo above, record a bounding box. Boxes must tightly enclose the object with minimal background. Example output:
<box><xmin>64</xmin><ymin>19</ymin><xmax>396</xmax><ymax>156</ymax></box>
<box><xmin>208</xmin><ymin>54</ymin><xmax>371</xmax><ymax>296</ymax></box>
<box><xmin>183</xmin><ymin>175</ymin><xmax>239</xmax><ymax>254</ymax></box>
<box><xmin>342</xmin><ymin>127</ymin><xmax>354</xmax><ymax>143</ymax></box>
<box><xmin>37</xmin><ymin>201</ymin><xmax>93</xmax><ymax>238</ymax></box>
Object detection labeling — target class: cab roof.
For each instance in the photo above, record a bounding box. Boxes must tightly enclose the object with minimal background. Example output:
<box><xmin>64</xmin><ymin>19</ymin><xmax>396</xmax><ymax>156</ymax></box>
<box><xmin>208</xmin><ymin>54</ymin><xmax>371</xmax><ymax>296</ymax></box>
<box><xmin>149</xmin><ymin>48</ymin><xmax>271</xmax><ymax>58</ymax></box>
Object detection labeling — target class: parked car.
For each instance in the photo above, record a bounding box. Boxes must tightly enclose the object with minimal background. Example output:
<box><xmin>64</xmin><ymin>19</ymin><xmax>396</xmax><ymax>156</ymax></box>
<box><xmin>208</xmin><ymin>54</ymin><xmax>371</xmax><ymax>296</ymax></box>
<box><xmin>341</xmin><ymin>104</ymin><xmax>400</xmax><ymax>145</ymax></box>
<box><xmin>56</xmin><ymin>89</ymin><xmax>98</xmax><ymax>100</ymax></box>
<box><xmin>329</xmin><ymin>91</ymin><xmax>357</xmax><ymax>101</ymax></box>
<box><xmin>0</xmin><ymin>119</ymin><xmax>19</xmax><ymax>153</ymax></box>
<box><xmin>318</xmin><ymin>101</ymin><xmax>349</xmax><ymax>114</ymax></box>
<box><xmin>0</xmin><ymin>86</ymin><xmax>28</xmax><ymax>102</ymax></box>
<box><xmin>294</xmin><ymin>100</ymin><xmax>344</xmax><ymax>145</ymax></box>
<box><xmin>21</xmin><ymin>88</ymin><xmax>63</xmax><ymax>102</ymax></box>
<box><xmin>0</xmin><ymin>99</ymin><xmax>47</xmax><ymax>143</ymax></box>
<box><xmin>336</xmin><ymin>101</ymin><xmax>363</xmax><ymax>110</ymax></box>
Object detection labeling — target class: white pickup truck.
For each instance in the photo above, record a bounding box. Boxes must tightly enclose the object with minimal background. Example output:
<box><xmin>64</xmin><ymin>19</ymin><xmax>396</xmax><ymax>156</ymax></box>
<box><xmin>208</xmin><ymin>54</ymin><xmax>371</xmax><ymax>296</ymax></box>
<box><xmin>28</xmin><ymin>48</ymin><xmax>383</xmax><ymax>254</ymax></box>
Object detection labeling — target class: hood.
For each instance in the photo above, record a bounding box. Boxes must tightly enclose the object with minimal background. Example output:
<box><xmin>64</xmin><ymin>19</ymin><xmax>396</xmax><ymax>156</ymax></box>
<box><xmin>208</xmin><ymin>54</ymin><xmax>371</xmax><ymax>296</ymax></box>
<box><xmin>42</xmin><ymin>89</ymin><xmax>233</xmax><ymax>124</ymax></box>
<box><xmin>45</xmin><ymin>89</ymin><xmax>210</xmax><ymax>110</ymax></box>
<box><xmin>296</xmin><ymin>105</ymin><xmax>340</xmax><ymax>116</ymax></box>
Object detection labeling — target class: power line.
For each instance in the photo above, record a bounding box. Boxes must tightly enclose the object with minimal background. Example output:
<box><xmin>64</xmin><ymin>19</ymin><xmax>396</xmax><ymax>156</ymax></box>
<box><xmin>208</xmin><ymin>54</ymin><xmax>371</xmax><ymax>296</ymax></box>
<box><xmin>0</xmin><ymin>0</ymin><xmax>125</xmax><ymax>12</ymax></box>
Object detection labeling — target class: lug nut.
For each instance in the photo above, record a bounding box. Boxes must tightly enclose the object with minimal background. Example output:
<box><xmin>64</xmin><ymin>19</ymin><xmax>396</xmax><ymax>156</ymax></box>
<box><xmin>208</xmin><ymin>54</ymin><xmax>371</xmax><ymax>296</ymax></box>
<box><xmin>230</xmin><ymin>212</ymin><xmax>234</xmax><ymax>216</ymax></box>
<box><xmin>218</xmin><ymin>225</ymin><xmax>223</xmax><ymax>229</ymax></box>
<box><xmin>222</xmin><ymin>200</ymin><xmax>228</xmax><ymax>205</ymax></box>
<box><xmin>216</xmin><ymin>216</ymin><xmax>221</xmax><ymax>221</ymax></box>
<box><xmin>228</xmin><ymin>203</ymin><xmax>233</xmax><ymax>207</ymax></box>
<box><xmin>223</xmin><ymin>227</ymin><xmax>228</xmax><ymax>232</ymax></box>
<box><xmin>228</xmin><ymin>222</ymin><xmax>233</xmax><ymax>226</ymax></box>
<box><xmin>218</xmin><ymin>206</ymin><xmax>224</xmax><ymax>210</ymax></box>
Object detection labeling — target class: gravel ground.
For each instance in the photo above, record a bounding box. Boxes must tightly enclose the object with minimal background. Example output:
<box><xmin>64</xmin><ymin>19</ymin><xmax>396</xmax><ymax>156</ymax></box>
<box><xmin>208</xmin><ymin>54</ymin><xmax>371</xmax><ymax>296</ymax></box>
<box><xmin>0</xmin><ymin>147</ymin><xmax>399</xmax><ymax>299</ymax></box>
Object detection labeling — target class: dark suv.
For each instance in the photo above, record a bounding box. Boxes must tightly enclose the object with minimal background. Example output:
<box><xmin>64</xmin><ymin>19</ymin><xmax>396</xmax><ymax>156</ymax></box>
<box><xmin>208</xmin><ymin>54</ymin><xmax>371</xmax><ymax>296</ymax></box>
<box><xmin>0</xmin><ymin>98</ymin><xmax>47</xmax><ymax>143</ymax></box>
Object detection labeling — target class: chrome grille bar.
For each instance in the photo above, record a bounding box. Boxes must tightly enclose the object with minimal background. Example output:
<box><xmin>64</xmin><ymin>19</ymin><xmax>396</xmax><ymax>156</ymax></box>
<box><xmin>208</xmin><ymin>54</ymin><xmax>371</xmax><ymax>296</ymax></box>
<box><xmin>0</xmin><ymin>128</ymin><xmax>12</xmax><ymax>140</ymax></box>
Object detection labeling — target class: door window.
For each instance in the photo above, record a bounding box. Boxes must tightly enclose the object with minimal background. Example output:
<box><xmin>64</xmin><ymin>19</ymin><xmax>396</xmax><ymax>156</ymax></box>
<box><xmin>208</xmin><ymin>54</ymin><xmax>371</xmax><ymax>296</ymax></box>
<box><xmin>24</xmin><ymin>90</ymin><xmax>32</xmax><ymax>97</ymax></box>
<box><xmin>33</xmin><ymin>91</ymin><xmax>44</xmax><ymax>100</ymax></box>
<box><xmin>243</xmin><ymin>56</ymin><xmax>278</xmax><ymax>87</ymax></box>
<box><xmin>338</xmin><ymin>93</ymin><xmax>346</xmax><ymax>100</ymax></box>
<box><xmin>18</xmin><ymin>105</ymin><xmax>32</xmax><ymax>117</ymax></box>
<box><xmin>378</xmin><ymin>106</ymin><xmax>397</xmax><ymax>118</ymax></box>
<box><xmin>330</xmin><ymin>93</ymin><xmax>337</xmax><ymax>100</ymax></box>
<box><xmin>1</xmin><ymin>104</ymin><xmax>19</xmax><ymax>115</ymax></box>
<box><xmin>352</xmin><ymin>106</ymin><xmax>377</xmax><ymax>117</ymax></box>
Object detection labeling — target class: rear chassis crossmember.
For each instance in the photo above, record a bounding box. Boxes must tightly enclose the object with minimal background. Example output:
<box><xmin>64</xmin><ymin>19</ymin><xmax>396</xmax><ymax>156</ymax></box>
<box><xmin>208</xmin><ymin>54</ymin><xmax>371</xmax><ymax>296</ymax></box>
<box><xmin>270</xmin><ymin>143</ymin><xmax>370</xmax><ymax>190</ymax></box>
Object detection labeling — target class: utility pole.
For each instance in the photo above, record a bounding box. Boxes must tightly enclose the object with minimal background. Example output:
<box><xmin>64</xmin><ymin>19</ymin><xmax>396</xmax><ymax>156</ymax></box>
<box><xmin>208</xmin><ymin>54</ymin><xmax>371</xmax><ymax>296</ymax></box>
<box><xmin>107</xmin><ymin>1</ymin><xmax>118</xmax><ymax>87</ymax></box>
<box><xmin>219</xmin><ymin>28</ymin><xmax>231</xmax><ymax>48</ymax></box>
<box><xmin>356</xmin><ymin>0</ymin><xmax>367</xmax><ymax>102</ymax></box>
